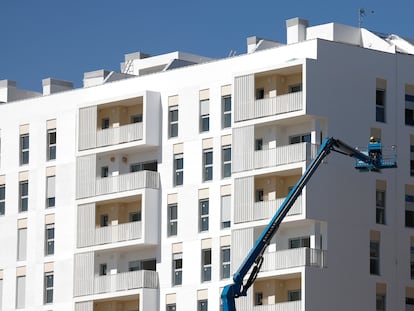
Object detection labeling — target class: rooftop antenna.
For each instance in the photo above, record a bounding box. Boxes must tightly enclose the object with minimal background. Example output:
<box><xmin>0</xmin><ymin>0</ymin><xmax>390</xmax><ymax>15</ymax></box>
<box><xmin>358</xmin><ymin>8</ymin><xmax>374</xmax><ymax>28</ymax></box>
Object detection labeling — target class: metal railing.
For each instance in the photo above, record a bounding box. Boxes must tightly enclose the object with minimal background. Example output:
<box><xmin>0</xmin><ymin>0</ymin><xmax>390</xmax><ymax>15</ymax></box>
<box><xmin>253</xmin><ymin>197</ymin><xmax>302</xmax><ymax>221</ymax></box>
<box><xmin>96</xmin><ymin>122</ymin><xmax>143</xmax><ymax>147</ymax></box>
<box><xmin>253</xmin><ymin>92</ymin><xmax>303</xmax><ymax>119</ymax></box>
<box><xmin>94</xmin><ymin>221</ymin><xmax>142</xmax><ymax>245</ymax></box>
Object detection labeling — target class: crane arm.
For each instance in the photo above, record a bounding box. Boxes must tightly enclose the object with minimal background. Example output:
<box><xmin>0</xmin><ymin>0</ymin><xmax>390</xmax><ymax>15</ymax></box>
<box><xmin>222</xmin><ymin>137</ymin><xmax>396</xmax><ymax>311</ymax></box>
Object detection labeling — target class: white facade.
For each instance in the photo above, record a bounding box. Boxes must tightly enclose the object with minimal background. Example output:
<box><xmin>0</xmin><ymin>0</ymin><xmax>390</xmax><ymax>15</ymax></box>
<box><xmin>1</xmin><ymin>17</ymin><xmax>414</xmax><ymax>311</ymax></box>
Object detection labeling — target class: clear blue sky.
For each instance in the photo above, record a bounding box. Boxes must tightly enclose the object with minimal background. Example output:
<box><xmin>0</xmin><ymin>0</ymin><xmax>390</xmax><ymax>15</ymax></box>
<box><xmin>1</xmin><ymin>0</ymin><xmax>413</xmax><ymax>92</ymax></box>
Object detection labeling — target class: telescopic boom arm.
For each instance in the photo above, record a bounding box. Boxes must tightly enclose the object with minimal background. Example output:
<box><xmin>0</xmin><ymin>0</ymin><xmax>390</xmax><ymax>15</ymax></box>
<box><xmin>221</xmin><ymin>137</ymin><xmax>397</xmax><ymax>311</ymax></box>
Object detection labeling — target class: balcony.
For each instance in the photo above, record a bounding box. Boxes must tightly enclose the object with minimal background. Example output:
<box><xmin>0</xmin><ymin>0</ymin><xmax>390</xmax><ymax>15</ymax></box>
<box><xmin>251</xmin><ymin>301</ymin><xmax>301</xmax><ymax>311</ymax></box>
<box><xmin>252</xmin><ymin>92</ymin><xmax>303</xmax><ymax>120</ymax></box>
<box><xmin>93</xmin><ymin>270</ymin><xmax>158</xmax><ymax>295</ymax></box>
<box><xmin>78</xmin><ymin>92</ymin><xmax>160</xmax><ymax>151</ymax></box>
<box><xmin>96</xmin><ymin>170</ymin><xmax>159</xmax><ymax>196</ymax></box>
<box><xmin>77</xmin><ymin>170</ymin><xmax>160</xmax><ymax>199</ymax></box>
<box><xmin>94</xmin><ymin>221</ymin><xmax>141</xmax><ymax>245</ymax></box>
<box><xmin>254</xmin><ymin>143</ymin><xmax>316</xmax><ymax>170</ymax></box>
<box><xmin>261</xmin><ymin>247</ymin><xmax>327</xmax><ymax>272</ymax></box>
<box><xmin>253</xmin><ymin>197</ymin><xmax>302</xmax><ymax>222</ymax></box>
<box><xmin>96</xmin><ymin>122</ymin><xmax>143</xmax><ymax>147</ymax></box>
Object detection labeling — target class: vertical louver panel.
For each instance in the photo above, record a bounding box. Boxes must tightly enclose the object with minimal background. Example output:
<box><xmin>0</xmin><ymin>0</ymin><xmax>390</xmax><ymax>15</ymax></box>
<box><xmin>232</xmin><ymin>126</ymin><xmax>254</xmax><ymax>172</ymax></box>
<box><xmin>234</xmin><ymin>74</ymin><xmax>254</xmax><ymax>122</ymax></box>
<box><xmin>77</xmin><ymin>203</ymin><xmax>95</xmax><ymax>248</ymax></box>
<box><xmin>234</xmin><ymin>176</ymin><xmax>254</xmax><ymax>223</ymax></box>
<box><xmin>232</xmin><ymin>227</ymin><xmax>254</xmax><ymax>272</ymax></box>
<box><xmin>76</xmin><ymin>155</ymin><xmax>96</xmax><ymax>199</ymax></box>
<box><xmin>73</xmin><ymin>252</ymin><xmax>94</xmax><ymax>296</ymax></box>
<box><xmin>75</xmin><ymin>301</ymin><xmax>93</xmax><ymax>311</ymax></box>
<box><xmin>78</xmin><ymin>106</ymin><xmax>97</xmax><ymax>150</ymax></box>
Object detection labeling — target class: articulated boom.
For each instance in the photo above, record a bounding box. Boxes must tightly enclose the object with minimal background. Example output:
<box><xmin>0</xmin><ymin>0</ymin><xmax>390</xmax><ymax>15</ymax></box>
<box><xmin>221</xmin><ymin>137</ymin><xmax>397</xmax><ymax>311</ymax></box>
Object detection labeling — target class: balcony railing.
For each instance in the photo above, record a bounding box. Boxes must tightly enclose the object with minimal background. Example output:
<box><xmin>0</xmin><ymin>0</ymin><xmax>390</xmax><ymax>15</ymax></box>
<box><xmin>253</xmin><ymin>197</ymin><xmax>302</xmax><ymax>221</ymax></box>
<box><xmin>253</xmin><ymin>92</ymin><xmax>303</xmax><ymax>119</ymax></box>
<box><xmin>94</xmin><ymin>221</ymin><xmax>142</xmax><ymax>245</ymax></box>
<box><xmin>95</xmin><ymin>170</ymin><xmax>159</xmax><ymax>197</ymax></box>
<box><xmin>254</xmin><ymin>143</ymin><xmax>317</xmax><ymax>170</ymax></box>
<box><xmin>261</xmin><ymin>247</ymin><xmax>327</xmax><ymax>272</ymax></box>
<box><xmin>93</xmin><ymin>270</ymin><xmax>158</xmax><ymax>295</ymax></box>
<box><xmin>251</xmin><ymin>301</ymin><xmax>301</xmax><ymax>311</ymax></box>
<box><xmin>96</xmin><ymin>122</ymin><xmax>143</xmax><ymax>148</ymax></box>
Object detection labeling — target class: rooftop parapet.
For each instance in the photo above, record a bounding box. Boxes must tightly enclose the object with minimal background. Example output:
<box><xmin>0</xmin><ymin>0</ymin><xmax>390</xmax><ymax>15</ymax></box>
<box><xmin>42</xmin><ymin>78</ymin><xmax>73</xmax><ymax>95</ymax></box>
<box><xmin>0</xmin><ymin>79</ymin><xmax>41</xmax><ymax>103</ymax></box>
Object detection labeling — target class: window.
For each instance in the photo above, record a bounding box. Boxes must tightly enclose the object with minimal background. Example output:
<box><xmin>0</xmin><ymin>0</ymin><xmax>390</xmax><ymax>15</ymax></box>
<box><xmin>221</xmin><ymin>246</ymin><xmax>230</xmax><ymax>279</ymax></box>
<box><xmin>169</xmin><ymin>106</ymin><xmax>178</xmax><ymax>138</ymax></box>
<box><xmin>130</xmin><ymin>161</ymin><xmax>158</xmax><ymax>172</ymax></box>
<box><xmin>128</xmin><ymin>260</ymin><xmax>140</xmax><ymax>271</ymax></box>
<box><xmin>200</xmin><ymin>99</ymin><xmax>210</xmax><ymax>132</ymax></box>
<box><xmin>47</xmin><ymin>129</ymin><xmax>56</xmax><ymax>161</ymax></box>
<box><xmin>222</xmin><ymin>95</ymin><xmax>231</xmax><ymax>128</ymax></box>
<box><xmin>16</xmin><ymin>275</ymin><xmax>26</xmax><ymax>309</ymax></box>
<box><xmin>370</xmin><ymin>241</ymin><xmax>380</xmax><ymax>275</ymax></box>
<box><xmin>101</xmin><ymin>118</ymin><xmax>109</xmax><ymax>129</ymax></box>
<box><xmin>0</xmin><ymin>184</ymin><xmax>4</xmax><ymax>215</ymax></box>
<box><xmin>406</xmin><ymin>194</ymin><xmax>414</xmax><ymax>227</ymax></box>
<box><xmin>411</xmin><ymin>144</ymin><xmax>414</xmax><ymax>176</ymax></box>
<box><xmin>44</xmin><ymin>272</ymin><xmax>53</xmax><ymax>304</ymax></box>
<box><xmin>376</xmin><ymin>89</ymin><xmax>386</xmax><ymax>123</ymax></box>
<box><xmin>290</xmin><ymin>133</ymin><xmax>311</xmax><ymax>144</ymax></box>
<box><xmin>100</xmin><ymin>214</ymin><xmax>109</xmax><ymax>227</ymax></box>
<box><xmin>288</xmin><ymin>289</ymin><xmax>301</xmax><ymax>301</ymax></box>
<box><xmin>376</xmin><ymin>190</ymin><xmax>385</xmax><ymax>224</ymax></box>
<box><xmin>376</xmin><ymin>294</ymin><xmax>385</xmax><ymax>311</ymax></box>
<box><xmin>19</xmin><ymin>181</ymin><xmax>28</xmax><ymax>213</ymax></box>
<box><xmin>406</xmin><ymin>94</ymin><xmax>414</xmax><ymax>126</ymax></box>
<box><xmin>221</xmin><ymin>195</ymin><xmax>231</xmax><ymax>229</ymax></box>
<box><xmin>256</xmin><ymin>88</ymin><xmax>264</xmax><ymax>99</ymax></box>
<box><xmin>203</xmin><ymin>149</ymin><xmax>213</xmax><ymax>182</ymax></box>
<box><xmin>201</xmin><ymin>248</ymin><xmax>211</xmax><ymax>282</ymax></box>
<box><xmin>199</xmin><ymin>199</ymin><xmax>209</xmax><ymax>232</ymax></box>
<box><xmin>168</xmin><ymin>203</ymin><xmax>178</xmax><ymax>236</ymax></box>
<box><xmin>255</xmin><ymin>292</ymin><xmax>263</xmax><ymax>305</ymax></box>
<box><xmin>289</xmin><ymin>84</ymin><xmax>302</xmax><ymax>93</ymax></box>
<box><xmin>255</xmin><ymin>138</ymin><xmax>263</xmax><ymax>151</ymax></box>
<box><xmin>101</xmin><ymin>166</ymin><xmax>109</xmax><ymax>178</ymax></box>
<box><xmin>166</xmin><ymin>304</ymin><xmax>176</xmax><ymax>311</ymax></box>
<box><xmin>289</xmin><ymin>237</ymin><xmax>310</xmax><ymax>249</ymax></box>
<box><xmin>46</xmin><ymin>175</ymin><xmax>55</xmax><ymax>208</ymax></box>
<box><xmin>198</xmin><ymin>300</ymin><xmax>208</xmax><ymax>311</ymax></box>
<box><xmin>131</xmin><ymin>114</ymin><xmax>143</xmax><ymax>123</ymax></box>
<box><xmin>129</xmin><ymin>211</ymin><xmax>141</xmax><ymax>222</ymax></box>
<box><xmin>411</xmin><ymin>246</ymin><xmax>414</xmax><ymax>279</ymax></box>
<box><xmin>17</xmin><ymin>228</ymin><xmax>27</xmax><ymax>261</ymax></box>
<box><xmin>255</xmin><ymin>189</ymin><xmax>264</xmax><ymax>202</ymax></box>
<box><xmin>172</xmin><ymin>253</ymin><xmax>182</xmax><ymax>286</ymax></box>
<box><xmin>174</xmin><ymin>154</ymin><xmax>183</xmax><ymax>186</ymax></box>
<box><xmin>99</xmin><ymin>263</ymin><xmax>107</xmax><ymax>276</ymax></box>
<box><xmin>45</xmin><ymin>224</ymin><xmax>55</xmax><ymax>256</ymax></box>
<box><xmin>222</xmin><ymin>145</ymin><xmax>231</xmax><ymax>178</ymax></box>
<box><xmin>20</xmin><ymin>134</ymin><xmax>29</xmax><ymax>165</ymax></box>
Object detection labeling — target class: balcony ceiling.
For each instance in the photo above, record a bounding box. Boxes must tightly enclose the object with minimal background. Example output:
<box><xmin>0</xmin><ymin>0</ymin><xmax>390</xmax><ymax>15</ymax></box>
<box><xmin>98</xmin><ymin>96</ymin><xmax>144</xmax><ymax>109</ymax></box>
<box><xmin>255</xmin><ymin>64</ymin><xmax>302</xmax><ymax>77</ymax></box>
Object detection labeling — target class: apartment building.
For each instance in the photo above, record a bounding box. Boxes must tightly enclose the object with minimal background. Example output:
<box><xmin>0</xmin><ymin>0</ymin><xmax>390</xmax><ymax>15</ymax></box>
<box><xmin>1</xmin><ymin>17</ymin><xmax>414</xmax><ymax>311</ymax></box>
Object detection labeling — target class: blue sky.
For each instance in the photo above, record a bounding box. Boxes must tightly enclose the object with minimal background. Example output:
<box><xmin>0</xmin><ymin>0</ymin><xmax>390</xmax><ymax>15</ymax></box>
<box><xmin>1</xmin><ymin>0</ymin><xmax>413</xmax><ymax>92</ymax></box>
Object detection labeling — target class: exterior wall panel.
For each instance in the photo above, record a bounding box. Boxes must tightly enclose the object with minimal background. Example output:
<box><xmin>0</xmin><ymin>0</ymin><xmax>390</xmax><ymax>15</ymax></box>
<box><xmin>73</xmin><ymin>252</ymin><xmax>94</xmax><ymax>296</ymax></box>
<box><xmin>232</xmin><ymin>125</ymin><xmax>254</xmax><ymax>173</ymax></box>
<box><xmin>76</xmin><ymin>154</ymin><xmax>96</xmax><ymax>199</ymax></box>
<box><xmin>234</xmin><ymin>176</ymin><xmax>254</xmax><ymax>223</ymax></box>
<box><xmin>78</xmin><ymin>106</ymin><xmax>97</xmax><ymax>150</ymax></box>
<box><xmin>234</xmin><ymin>74</ymin><xmax>255</xmax><ymax>122</ymax></box>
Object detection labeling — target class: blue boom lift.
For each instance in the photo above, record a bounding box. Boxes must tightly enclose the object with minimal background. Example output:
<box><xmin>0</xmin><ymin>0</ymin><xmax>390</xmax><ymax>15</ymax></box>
<box><xmin>221</xmin><ymin>137</ymin><xmax>397</xmax><ymax>311</ymax></box>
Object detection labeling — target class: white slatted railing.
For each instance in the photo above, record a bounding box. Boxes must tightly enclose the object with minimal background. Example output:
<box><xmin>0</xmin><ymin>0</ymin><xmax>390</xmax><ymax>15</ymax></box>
<box><xmin>94</xmin><ymin>221</ymin><xmax>142</xmax><ymax>246</ymax></box>
<box><xmin>253</xmin><ymin>197</ymin><xmax>302</xmax><ymax>221</ymax></box>
<box><xmin>96</xmin><ymin>122</ymin><xmax>143</xmax><ymax>147</ymax></box>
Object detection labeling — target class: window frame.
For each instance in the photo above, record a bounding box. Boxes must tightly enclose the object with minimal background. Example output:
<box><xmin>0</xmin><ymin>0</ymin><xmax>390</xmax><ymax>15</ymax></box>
<box><xmin>174</xmin><ymin>153</ymin><xmax>183</xmax><ymax>186</ymax></box>
<box><xmin>376</xmin><ymin>190</ymin><xmax>385</xmax><ymax>225</ymax></box>
<box><xmin>222</xmin><ymin>145</ymin><xmax>231</xmax><ymax>178</ymax></box>
<box><xmin>370</xmin><ymin>240</ymin><xmax>380</xmax><ymax>275</ymax></box>
<box><xmin>376</xmin><ymin>89</ymin><xmax>386</xmax><ymax>123</ymax></box>
<box><xmin>201</xmin><ymin>248</ymin><xmax>212</xmax><ymax>282</ymax></box>
<box><xmin>47</xmin><ymin>129</ymin><xmax>56</xmax><ymax>161</ymax></box>
<box><xmin>45</xmin><ymin>224</ymin><xmax>55</xmax><ymax>256</ymax></box>
<box><xmin>44</xmin><ymin>272</ymin><xmax>54</xmax><ymax>304</ymax></box>
<box><xmin>46</xmin><ymin>175</ymin><xmax>56</xmax><ymax>208</ymax></box>
<box><xmin>169</xmin><ymin>106</ymin><xmax>179</xmax><ymax>138</ymax></box>
<box><xmin>19</xmin><ymin>180</ymin><xmax>28</xmax><ymax>213</ymax></box>
<box><xmin>20</xmin><ymin>134</ymin><xmax>29</xmax><ymax>165</ymax></box>
<box><xmin>222</xmin><ymin>95</ymin><xmax>232</xmax><ymax>128</ymax></box>
<box><xmin>168</xmin><ymin>203</ymin><xmax>178</xmax><ymax>236</ymax></box>
<box><xmin>203</xmin><ymin>149</ymin><xmax>213</xmax><ymax>182</ymax></box>
<box><xmin>221</xmin><ymin>246</ymin><xmax>230</xmax><ymax>279</ymax></box>
<box><xmin>0</xmin><ymin>184</ymin><xmax>4</xmax><ymax>215</ymax></box>
<box><xmin>199</xmin><ymin>199</ymin><xmax>209</xmax><ymax>232</ymax></box>
<box><xmin>172</xmin><ymin>253</ymin><xmax>182</xmax><ymax>286</ymax></box>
